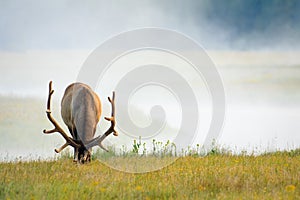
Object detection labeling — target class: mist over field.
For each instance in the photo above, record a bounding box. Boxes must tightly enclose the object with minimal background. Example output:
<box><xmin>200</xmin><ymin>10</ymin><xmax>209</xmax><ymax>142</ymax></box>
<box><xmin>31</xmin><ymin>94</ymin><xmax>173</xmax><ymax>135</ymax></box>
<box><xmin>0</xmin><ymin>0</ymin><xmax>300</xmax><ymax>160</ymax></box>
<box><xmin>1</xmin><ymin>0</ymin><xmax>300</xmax><ymax>51</ymax></box>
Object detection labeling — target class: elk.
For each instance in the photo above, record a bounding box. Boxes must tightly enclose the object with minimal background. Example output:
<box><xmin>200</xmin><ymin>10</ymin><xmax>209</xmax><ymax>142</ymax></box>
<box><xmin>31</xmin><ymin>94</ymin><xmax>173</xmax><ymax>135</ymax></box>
<box><xmin>43</xmin><ymin>81</ymin><xmax>118</xmax><ymax>163</ymax></box>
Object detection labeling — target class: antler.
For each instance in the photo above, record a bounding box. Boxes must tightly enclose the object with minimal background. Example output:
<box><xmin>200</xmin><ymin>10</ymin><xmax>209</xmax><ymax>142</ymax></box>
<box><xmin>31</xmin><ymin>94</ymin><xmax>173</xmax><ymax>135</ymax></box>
<box><xmin>85</xmin><ymin>91</ymin><xmax>118</xmax><ymax>151</ymax></box>
<box><xmin>43</xmin><ymin>81</ymin><xmax>80</xmax><ymax>153</ymax></box>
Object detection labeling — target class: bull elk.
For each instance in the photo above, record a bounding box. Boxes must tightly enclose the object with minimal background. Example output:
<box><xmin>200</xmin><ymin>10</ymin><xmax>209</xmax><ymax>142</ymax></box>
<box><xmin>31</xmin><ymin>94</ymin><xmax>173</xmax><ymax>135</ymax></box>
<box><xmin>43</xmin><ymin>81</ymin><xmax>118</xmax><ymax>163</ymax></box>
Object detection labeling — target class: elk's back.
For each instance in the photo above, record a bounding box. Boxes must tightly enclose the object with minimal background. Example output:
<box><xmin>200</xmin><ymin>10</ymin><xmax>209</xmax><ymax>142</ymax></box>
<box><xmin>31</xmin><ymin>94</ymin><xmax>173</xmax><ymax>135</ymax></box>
<box><xmin>61</xmin><ymin>83</ymin><xmax>101</xmax><ymax>142</ymax></box>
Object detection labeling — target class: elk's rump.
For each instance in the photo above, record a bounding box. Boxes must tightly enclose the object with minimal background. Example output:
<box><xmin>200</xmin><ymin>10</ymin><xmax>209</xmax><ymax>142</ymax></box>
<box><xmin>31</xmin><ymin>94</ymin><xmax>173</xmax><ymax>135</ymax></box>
<box><xmin>61</xmin><ymin>82</ymin><xmax>101</xmax><ymax>142</ymax></box>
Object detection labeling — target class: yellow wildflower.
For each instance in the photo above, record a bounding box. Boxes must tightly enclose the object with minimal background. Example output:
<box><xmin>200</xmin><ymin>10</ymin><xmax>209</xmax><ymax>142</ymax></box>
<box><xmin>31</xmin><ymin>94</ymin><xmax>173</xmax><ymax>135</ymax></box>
<box><xmin>135</xmin><ymin>186</ymin><xmax>143</xmax><ymax>191</ymax></box>
<box><xmin>199</xmin><ymin>185</ymin><xmax>206</xmax><ymax>191</ymax></box>
<box><xmin>285</xmin><ymin>184</ymin><xmax>296</xmax><ymax>192</ymax></box>
<box><xmin>92</xmin><ymin>181</ymin><xmax>99</xmax><ymax>186</ymax></box>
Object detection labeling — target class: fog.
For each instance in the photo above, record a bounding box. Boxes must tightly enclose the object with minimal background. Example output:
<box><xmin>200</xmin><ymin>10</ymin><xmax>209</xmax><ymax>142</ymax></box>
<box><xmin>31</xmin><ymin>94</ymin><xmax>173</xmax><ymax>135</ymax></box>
<box><xmin>0</xmin><ymin>1</ymin><xmax>300</xmax><ymax>160</ymax></box>
<box><xmin>1</xmin><ymin>0</ymin><xmax>300</xmax><ymax>51</ymax></box>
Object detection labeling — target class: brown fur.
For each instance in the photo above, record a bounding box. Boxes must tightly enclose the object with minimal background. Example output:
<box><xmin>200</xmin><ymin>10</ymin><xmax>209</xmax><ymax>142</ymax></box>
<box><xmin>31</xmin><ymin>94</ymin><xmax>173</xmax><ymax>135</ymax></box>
<box><xmin>61</xmin><ymin>82</ymin><xmax>101</xmax><ymax>163</ymax></box>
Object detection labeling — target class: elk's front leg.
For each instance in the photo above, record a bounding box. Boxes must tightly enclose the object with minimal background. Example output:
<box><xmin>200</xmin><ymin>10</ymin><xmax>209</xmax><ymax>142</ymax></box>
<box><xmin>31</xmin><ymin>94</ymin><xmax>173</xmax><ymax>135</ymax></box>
<box><xmin>73</xmin><ymin>147</ymin><xmax>79</xmax><ymax>162</ymax></box>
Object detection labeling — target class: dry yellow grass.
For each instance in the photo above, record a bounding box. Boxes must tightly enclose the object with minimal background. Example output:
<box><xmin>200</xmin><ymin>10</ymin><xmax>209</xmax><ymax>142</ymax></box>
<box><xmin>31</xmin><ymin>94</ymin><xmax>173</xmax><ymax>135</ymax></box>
<box><xmin>0</xmin><ymin>151</ymin><xmax>299</xmax><ymax>199</ymax></box>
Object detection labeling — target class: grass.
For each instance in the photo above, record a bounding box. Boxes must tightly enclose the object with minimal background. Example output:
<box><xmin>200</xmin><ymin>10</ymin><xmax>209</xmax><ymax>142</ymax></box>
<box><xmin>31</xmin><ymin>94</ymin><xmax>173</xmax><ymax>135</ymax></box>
<box><xmin>0</xmin><ymin>97</ymin><xmax>299</xmax><ymax>199</ymax></box>
<box><xmin>0</xmin><ymin>149</ymin><xmax>299</xmax><ymax>199</ymax></box>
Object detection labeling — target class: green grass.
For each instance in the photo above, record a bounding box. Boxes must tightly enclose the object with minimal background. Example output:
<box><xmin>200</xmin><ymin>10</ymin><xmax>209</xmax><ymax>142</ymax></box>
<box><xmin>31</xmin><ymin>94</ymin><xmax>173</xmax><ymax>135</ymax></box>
<box><xmin>1</xmin><ymin>150</ymin><xmax>299</xmax><ymax>200</ymax></box>
<box><xmin>0</xmin><ymin>97</ymin><xmax>299</xmax><ymax>199</ymax></box>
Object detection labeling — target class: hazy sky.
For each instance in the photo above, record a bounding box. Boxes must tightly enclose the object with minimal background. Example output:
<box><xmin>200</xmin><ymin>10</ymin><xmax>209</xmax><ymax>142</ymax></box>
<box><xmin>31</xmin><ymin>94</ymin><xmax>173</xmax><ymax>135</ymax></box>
<box><xmin>1</xmin><ymin>0</ymin><xmax>300</xmax><ymax>51</ymax></box>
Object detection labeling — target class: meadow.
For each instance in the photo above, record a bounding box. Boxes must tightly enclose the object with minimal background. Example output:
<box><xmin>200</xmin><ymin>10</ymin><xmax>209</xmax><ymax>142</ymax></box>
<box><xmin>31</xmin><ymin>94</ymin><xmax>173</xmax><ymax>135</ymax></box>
<box><xmin>1</xmin><ymin>50</ymin><xmax>300</xmax><ymax>199</ymax></box>
<box><xmin>0</xmin><ymin>149</ymin><xmax>299</xmax><ymax>200</ymax></box>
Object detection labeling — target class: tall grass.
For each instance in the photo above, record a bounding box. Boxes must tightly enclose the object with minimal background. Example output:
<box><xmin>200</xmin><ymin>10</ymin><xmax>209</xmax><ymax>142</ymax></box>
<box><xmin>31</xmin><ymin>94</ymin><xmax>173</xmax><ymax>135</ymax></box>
<box><xmin>1</xmin><ymin>144</ymin><xmax>299</xmax><ymax>199</ymax></box>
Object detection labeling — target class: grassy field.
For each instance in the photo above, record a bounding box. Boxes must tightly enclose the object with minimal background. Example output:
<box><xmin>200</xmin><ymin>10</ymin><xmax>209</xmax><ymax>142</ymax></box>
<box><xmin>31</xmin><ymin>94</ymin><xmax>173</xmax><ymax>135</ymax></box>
<box><xmin>0</xmin><ymin>97</ymin><xmax>299</xmax><ymax>199</ymax></box>
<box><xmin>0</xmin><ymin>150</ymin><xmax>299</xmax><ymax>200</ymax></box>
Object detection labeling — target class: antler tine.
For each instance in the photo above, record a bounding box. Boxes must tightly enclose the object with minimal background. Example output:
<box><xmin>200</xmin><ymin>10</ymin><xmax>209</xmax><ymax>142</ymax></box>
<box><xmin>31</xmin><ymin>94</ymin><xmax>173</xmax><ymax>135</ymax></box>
<box><xmin>85</xmin><ymin>91</ymin><xmax>118</xmax><ymax>151</ymax></box>
<box><xmin>54</xmin><ymin>142</ymin><xmax>69</xmax><ymax>153</ymax></box>
<box><xmin>43</xmin><ymin>81</ymin><xmax>80</xmax><ymax>152</ymax></box>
